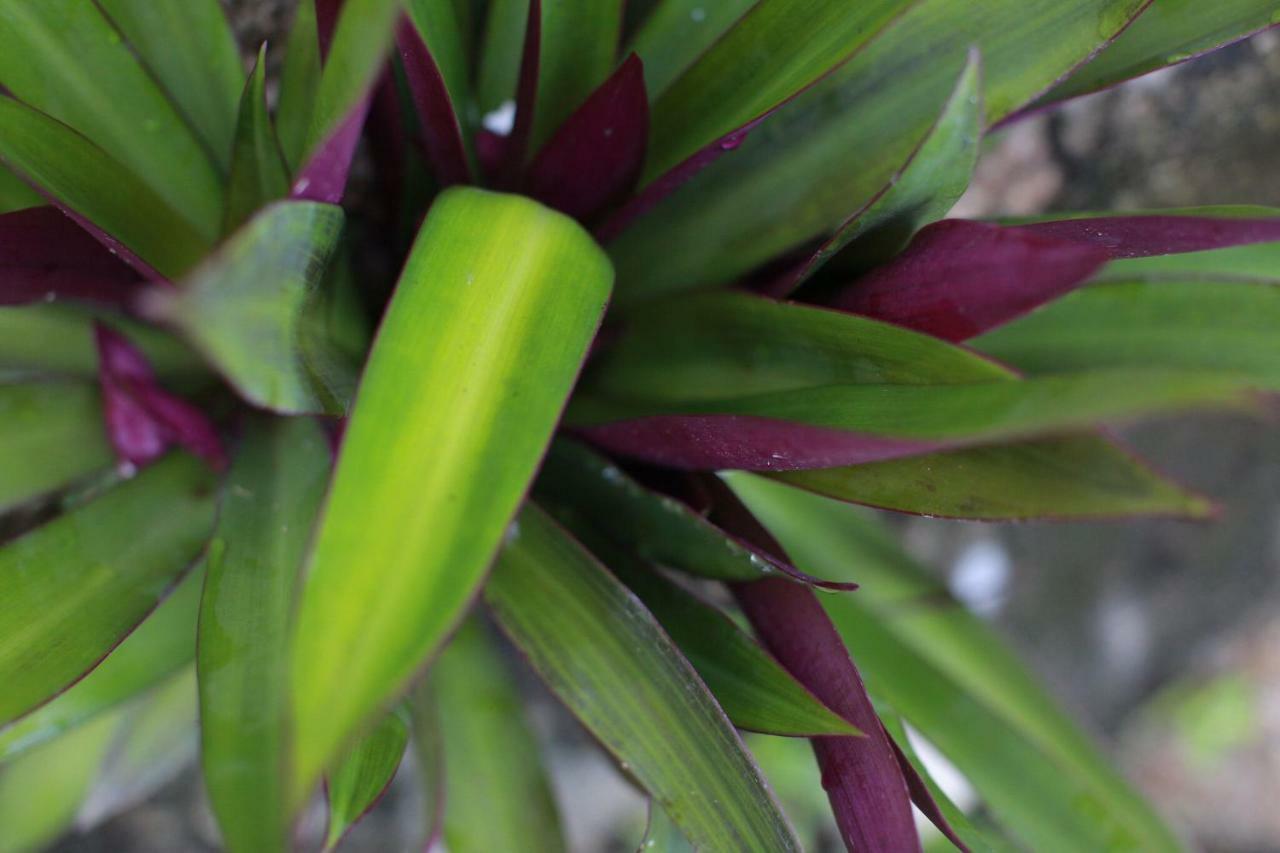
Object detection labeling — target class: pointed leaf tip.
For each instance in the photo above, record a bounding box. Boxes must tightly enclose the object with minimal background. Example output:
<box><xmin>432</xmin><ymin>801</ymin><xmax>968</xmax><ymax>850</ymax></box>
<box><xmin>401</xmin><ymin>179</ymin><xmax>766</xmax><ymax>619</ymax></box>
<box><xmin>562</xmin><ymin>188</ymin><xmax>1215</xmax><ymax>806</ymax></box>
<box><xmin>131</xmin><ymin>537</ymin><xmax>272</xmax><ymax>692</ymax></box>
<box><xmin>395</xmin><ymin>15</ymin><xmax>471</xmax><ymax>188</ymax></box>
<box><xmin>525</xmin><ymin>54</ymin><xmax>649</xmax><ymax>222</ymax></box>
<box><xmin>95</xmin><ymin>325</ymin><xmax>224</xmax><ymax>471</ymax></box>
<box><xmin>831</xmin><ymin>219</ymin><xmax>1111</xmax><ymax>341</ymax></box>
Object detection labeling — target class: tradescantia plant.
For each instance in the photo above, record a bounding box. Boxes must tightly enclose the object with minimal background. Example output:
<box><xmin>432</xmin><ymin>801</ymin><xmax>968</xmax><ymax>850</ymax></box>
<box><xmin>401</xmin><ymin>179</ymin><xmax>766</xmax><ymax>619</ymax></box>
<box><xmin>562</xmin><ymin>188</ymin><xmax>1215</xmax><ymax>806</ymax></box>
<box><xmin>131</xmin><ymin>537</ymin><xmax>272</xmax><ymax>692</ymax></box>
<box><xmin>0</xmin><ymin>0</ymin><xmax>1278</xmax><ymax>849</ymax></box>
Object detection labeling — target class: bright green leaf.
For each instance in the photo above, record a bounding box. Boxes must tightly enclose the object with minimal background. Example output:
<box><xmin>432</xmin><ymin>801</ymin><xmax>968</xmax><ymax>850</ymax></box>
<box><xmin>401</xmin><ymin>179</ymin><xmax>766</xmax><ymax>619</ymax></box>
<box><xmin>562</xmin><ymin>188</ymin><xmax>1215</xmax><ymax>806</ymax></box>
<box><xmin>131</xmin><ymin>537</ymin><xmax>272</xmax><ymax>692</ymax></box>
<box><xmin>325</xmin><ymin>709</ymin><xmax>410</xmax><ymax>850</ymax></box>
<box><xmin>199</xmin><ymin>418</ymin><xmax>330</xmax><ymax>853</ymax></box>
<box><xmin>224</xmin><ymin>47</ymin><xmax>292</xmax><ymax>234</ymax></box>
<box><xmin>0</xmin><ymin>97</ymin><xmax>212</xmax><ymax>278</ymax></box>
<box><xmin>277</xmin><ymin>0</ymin><xmax>323</xmax><ymax>172</ymax></box>
<box><xmin>0</xmin><ymin>382</ymin><xmax>112</xmax><ymax>514</ymax></box>
<box><xmin>289</xmin><ymin>187</ymin><xmax>612</xmax><ymax>800</ymax></box>
<box><xmin>0</xmin><ymin>566</ymin><xmax>201</xmax><ymax>762</ymax></box>
<box><xmin>728</xmin><ymin>475</ymin><xmax>1183</xmax><ymax>851</ymax></box>
<box><xmin>0</xmin><ymin>453</ymin><xmax>216</xmax><ymax>727</ymax></box>
<box><xmin>155</xmin><ymin>201</ymin><xmax>347</xmax><ymax>415</ymax></box>
<box><xmin>94</xmin><ymin>0</ymin><xmax>243</xmax><ymax>170</ymax></box>
<box><xmin>0</xmin><ymin>0</ymin><xmax>224</xmax><ymax>239</ymax></box>
<box><xmin>430</xmin><ymin>616</ymin><xmax>566</xmax><ymax>853</ymax></box>
<box><xmin>486</xmin><ymin>504</ymin><xmax>800</xmax><ymax>852</ymax></box>
<box><xmin>627</xmin><ymin>0</ymin><xmax>756</xmax><ymax>98</ymax></box>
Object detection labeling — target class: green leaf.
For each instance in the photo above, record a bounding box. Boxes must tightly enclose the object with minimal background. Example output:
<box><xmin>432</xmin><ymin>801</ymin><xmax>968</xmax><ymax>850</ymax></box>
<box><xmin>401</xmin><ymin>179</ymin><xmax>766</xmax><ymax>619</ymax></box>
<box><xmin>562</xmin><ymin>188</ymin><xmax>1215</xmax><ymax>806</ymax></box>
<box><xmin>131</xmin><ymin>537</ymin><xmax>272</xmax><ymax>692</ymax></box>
<box><xmin>429</xmin><ymin>616</ymin><xmax>566</xmax><ymax>853</ymax></box>
<box><xmin>1037</xmin><ymin>0</ymin><xmax>1280</xmax><ymax>106</ymax></box>
<box><xmin>0</xmin><ymin>453</ymin><xmax>216</xmax><ymax>727</ymax></box>
<box><xmin>0</xmin><ymin>305</ymin><xmax>203</xmax><ymax>385</ymax></box>
<box><xmin>486</xmin><ymin>504</ymin><xmax>800</xmax><ymax>852</ymax></box>
<box><xmin>973</xmin><ymin>279</ymin><xmax>1280</xmax><ymax>389</ymax></box>
<box><xmin>76</xmin><ymin>667</ymin><xmax>197</xmax><ymax>829</ymax></box>
<box><xmin>305</xmin><ymin>0</ymin><xmax>402</xmax><ymax>156</ymax></box>
<box><xmin>324</xmin><ymin>709</ymin><xmax>410</xmax><ymax>850</ymax></box>
<box><xmin>809</xmin><ymin>48</ymin><xmax>983</xmax><ymax>281</ymax></box>
<box><xmin>0</xmin><ymin>0</ymin><xmax>224</xmax><ymax>240</ymax></box>
<box><xmin>0</xmin><ymin>566</ymin><xmax>201</xmax><ymax>762</ymax></box>
<box><xmin>94</xmin><ymin>0</ymin><xmax>243</xmax><ymax>171</ymax></box>
<box><xmin>0</xmin><ymin>97</ymin><xmax>212</xmax><ymax>278</ymax></box>
<box><xmin>224</xmin><ymin>47</ymin><xmax>292</xmax><ymax>234</ymax></box>
<box><xmin>535</xmin><ymin>440</ymin><xmax>838</xmax><ymax>584</ymax></box>
<box><xmin>769</xmin><ymin>435</ymin><xmax>1215</xmax><ymax>521</ymax></box>
<box><xmin>627</xmin><ymin>0</ymin><xmax>756</xmax><ymax>98</ymax></box>
<box><xmin>0</xmin><ymin>165</ymin><xmax>42</xmax><ymax>214</ymax></box>
<box><xmin>608</xmin><ymin>0</ymin><xmax>1148</xmax><ymax>304</ymax></box>
<box><xmin>477</xmin><ymin>0</ymin><xmax>530</xmax><ymax>114</ymax></box>
<box><xmin>529</xmin><ymin>0</ymin><xmax>627</xmax><ymax>152</ymax></box>
<box><xmin>639</xmin><ymin>802</ymin><xmax>696</xmax><ymax>853</ymax></box>
<box><xmin>727</xmin><ymin>475</ymin><xmax>1182</xmax><ymax>851</ymax></box>
<box><xmin>559</xmin><ymin>524</ymin><xmax>860</xmax><ymax>737</ymax></box>
<box><xmin>407</xmin><ymin>0</ymin><xmax>478</xmax><ymax>144</ymax></box>
<box><xmin>1096</xmin><ymin>233</ymin><xmax>1280</xmax><ymax>284</ymax></box>
<box><xmin>643</xmin><ymin>0</ymin><xmax>915</xmax><ymax>182</ymax></box>
<box><xmin>0</xmin><ymin>382</ymin><xmax>112</xmax><ymax>513</ymax></box>
<box><xmin>289</xmin><ymin>188</ymin><xmax>612</xmax><ymax>800</ymax></box>
<box><xmin>277</xmin><ymin>0</ymin><xmax>323</xmax><ymax>172</ymax></box>
<box><xmin>154</xmin><ymin>201</ymin><xmax>347</xmax><ymax>415</ymax></box>
<box><xmin>199</xmin><ymin>418</ymin><xmax>330</xmax><ymax>853</ymax></box>
<box><xmin>407</xmin><ymin>681</ymin><xmax>445</xmax><ymax>848</ymax></box>
<box><xmin>0</xmin><ymin>706</ymin><xmax>123</xmax><ymax>853</ymax></box>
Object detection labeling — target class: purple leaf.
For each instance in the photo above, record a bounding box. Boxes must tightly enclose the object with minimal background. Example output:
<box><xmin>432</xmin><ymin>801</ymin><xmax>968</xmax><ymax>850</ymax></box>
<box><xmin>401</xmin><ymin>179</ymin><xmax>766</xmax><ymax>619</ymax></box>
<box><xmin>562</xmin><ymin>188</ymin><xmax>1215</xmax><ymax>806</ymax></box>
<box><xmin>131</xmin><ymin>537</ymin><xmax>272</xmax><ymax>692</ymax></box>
<box><xmin>1013</xmin><ymin>214</ymin><xmax>1280</xmax><ymax>259</ymax></box>
<box><xmin>395</xmin><ymin>15</ymin><xmax>471</xmax><ymax>187</ymax></box>
<box><xmin>499</xmin><ymin>0</ymin><xmax>542</xmax><ymax>187</ymax></box>
<box><xmin>887</xmin><ymin>732</ymin><xmax>971</xmax><ymax>852</ymax></box>
<box><xmin>291</xmin><ymin>100</ymin><xmax>372</xmax><ymax>204</ymax></box>
<box><xmin>315</xmin><ymin>0</ymin><xmax>341</xmax><ymax>59</ymax></box>
<box><xmin>829</xmin><ymin>219</ymin><xmax>1110</xmax><ymax>341</ymax></box>
<box><xmin>707</xmin><ymin>482</ymin><xmax>919</xmax><ymax>853</ymax></box>
<box><xmin>578</xmin><ymin>415</ymin><xmax>942</xmax><ymax>471</ymax></box>
<box><xmin>524</xmin><ymin>54</ymin><xmax>649</xmax><ymax>222</ymax></box>
<box><xmin>95</xmin><ymin>325</ymin><xmax>226</xmax><ymax>471</ymax></box>
<box><xmin>0</xmin><ymin>207</ymin><xmax>142</xmax><ymax>305</ymax></box>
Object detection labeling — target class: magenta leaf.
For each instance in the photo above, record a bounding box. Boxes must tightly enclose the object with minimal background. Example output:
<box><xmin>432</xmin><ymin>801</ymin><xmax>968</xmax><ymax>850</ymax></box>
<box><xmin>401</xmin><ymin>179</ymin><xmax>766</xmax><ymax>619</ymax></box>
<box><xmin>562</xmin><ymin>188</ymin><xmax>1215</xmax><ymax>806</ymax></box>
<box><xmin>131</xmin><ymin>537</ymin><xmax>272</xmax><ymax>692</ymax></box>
<box><xmin>315</xmin><ymin>0</ymin><xmax>341</xmax><ymax>58</ymax></box>
<box><xmin>708</xmin><ymin>483</ymin><xmax>920</xmax><ymax>852</ymax></box>
<box><xmin>0</xmin><ymin>207</ymin><xmax>142</xmax><ymax>305</ymax></box>
<box><xmin>395</xmin><ymin>16</ymin><xmax>471</xmax><ymax>187</ymax></box>
<box><xmin>887</xmin><ymin>733</ymin><xmax>971</xmax><ymax>852</ymax></box>
<box><xmin>830</xmin><ymin>219</ymin><xmax>1110</xmax><ymax>341</ymax></box>
<box><xmin>291</xmin><ymin>100</ymin><xmax>372</xmax><ymax>204</ymax></box>
<box><xmin>1013</xmin><ymin>213</ymin><xmax>1280</xmax><ymax>259</ymax></box>
<box><xmin>95</xmin><ymin>325</ymin><xmax>225</xmax><ymax>471</ymax></box>
<box><xmin>578</xmin><ymin>414</ymin><xmax>942</xmax><ymax>471</ymax></box>
<box><xmin>524</xmin><ymin>54</ymin><xmax>649</xmax><ymax>222</ymax></box>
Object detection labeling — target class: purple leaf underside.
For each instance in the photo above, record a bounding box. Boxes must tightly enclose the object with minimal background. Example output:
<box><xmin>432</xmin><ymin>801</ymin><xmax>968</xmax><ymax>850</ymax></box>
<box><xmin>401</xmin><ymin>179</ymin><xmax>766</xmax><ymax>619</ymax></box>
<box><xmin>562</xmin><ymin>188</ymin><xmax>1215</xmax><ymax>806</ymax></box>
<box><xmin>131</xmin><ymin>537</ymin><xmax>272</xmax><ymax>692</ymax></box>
<box><xmin>0</xmin><ymin>206</ymin><xmax>143</xmax><ymax>305</ymax></box>
<box><xmin>1014</xmin><ymin>214</ymin><xmax>1280</xmax><ymax>259</ymax></box>
<box><xmin>95</xmin><ymin>325</ymin><xmax>225</xmax><ymax>471</ymax></box>
<box><xmin>292</xmin><ymin>101</ymin><xmax>372</xmax><ymax>204</ymax></box>
<box><xmin>524</xmin><ymin>54</ymin><xmax>649</xmax><ymax>223</ymax></box>
<box><xmin>396</xmin><ymin>16</ymin><xmax>471</xmax><ymax>187</ymax></box>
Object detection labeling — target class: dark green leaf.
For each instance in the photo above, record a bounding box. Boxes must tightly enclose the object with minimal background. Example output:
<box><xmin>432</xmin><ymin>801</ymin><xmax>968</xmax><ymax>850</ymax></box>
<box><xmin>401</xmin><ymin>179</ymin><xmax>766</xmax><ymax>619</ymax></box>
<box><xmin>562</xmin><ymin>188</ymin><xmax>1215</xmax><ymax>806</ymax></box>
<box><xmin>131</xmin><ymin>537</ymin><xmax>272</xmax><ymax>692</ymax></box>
<box><xmin>199</xmin><ymin>418</ymin><xmax>330</xmax><ymax>852</ymax></box>
<box><xmin>486</xmin><ymin>504</ymin><xmax>800</xmax><ymax>852</ymax></box>
<box><xmin>529</xmin><ymin>0</ymin><xmax>627</xmax><ymax>152</ymax></box>
<box><xmin>277</xmin><ymin>0</ymin><xmax>323</xmax><ymax>172</ymax></box>
<box><xmin>0</xmin><ymin>382</ymin><xmax>112</xmax><ymax>513</ymax></box>
<box><xmin>94</xmin><ymin>0</ymin><xmax>243</xmax><ymax>170</ymax></box>
<box><xmin>429</xmin><ymin>616</ymin><xmax>566</xmax><ymax>853</ymax></box>
<box><xmin>626</xmin><ymin>0</ymin><xmax>756</xmax><ymax>98</ymax></box>
<box><xmin>477</xmin><ymin>0</ymin><xmax>530</xmax><ymax>114</ymax></box>
<box><xmin>289</xmin><ymin>188</ymin><xmax>611</xmax><ymax>800</ymax></box>
<box><xmin>0</xmin><ymin>453</ymin><xmax>215</xmax><ymax>727</ymax></box>
<box><xmin>224</xmin><ymin>47</ymin><xmax>292</xmax><ymax>234</ymax></box>
<box><xmin>0</xmin><ymin>0</ymin><xmax>224</xmax><ymax>239</ymax></box>
<box><xmin>324</xmin><ymin>709</ymin><xmax>410</xmax><ymax>850</ymax></box>
<box><xmin>639</xmin><ymin>802</ymin><xmax>696</xmax><ymax>853</ymax></box>
<box><xmin>0</xmin><ymin>165</ymin><xmax>41</xmax><ymax>214</ymax></box>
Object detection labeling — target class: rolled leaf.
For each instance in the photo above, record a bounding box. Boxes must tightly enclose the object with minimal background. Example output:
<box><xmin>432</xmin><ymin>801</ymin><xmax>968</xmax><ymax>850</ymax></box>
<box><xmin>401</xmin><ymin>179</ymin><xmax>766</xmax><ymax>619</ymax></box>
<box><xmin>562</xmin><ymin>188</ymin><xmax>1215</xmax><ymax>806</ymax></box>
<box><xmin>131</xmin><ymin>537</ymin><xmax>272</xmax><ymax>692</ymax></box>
<box><xmin>0</xmin><ymin>566</ymin><xmax>202</xmax><ymax>762</ymax></box>
<box><xmin>0</xmin><ymin>382</ymin><xmax>112</xmax><ymax>513</ymax></box>
<box><xmin>525</xmin><ymin>54</ymin><xmax>649</xmax><ymax>223</ymax></box>
<box><xmin>1035</xmin><ymin>0</ymin><xmax>1280</xmax><ymax>108</ymax></box>
<box><xmin>973</xmin><ymin>278</ymin><xmax>1280</xmax><ymax>390</ymax></box>
<box><xmin>0</xmin><ymin>0</ymin><xmax>224</xmax><ymax>237</ymax></box>
<box><xmin>289</xmin><ymin>187</ymin><xmax>612</xmax><ymax>800</ymax></box>
<box><xmin>0</xmin><ymin>452</ymin><xmax>215</xmax><ymax>726</ymax></box>
<box><xmin>486</xmin><ymin>504</ymin><xmax>801</xmax><ymax>852</ymax></box>
<box><xmin>829</xmin><ymin>219</ymin><xmax>1110</xmax><ymax>341</ymax></box>
<box><xmin>0</xmin><ymin>207</ymin><xmax>141</xmax><ymax>307</ymax></box>
<box><xmin>153</xmin><ymin>201</ymin><xmax>348</xmax><ymax>415</ymax></box>
<box><xmin>199</xmin><ymin>418</ymin><xmax>330</xmax><ymax>853</ymax></box>
<box><xmin>0</xmin><ymin>96</ymin><xmax>211</xmax><ymax>279</ymax></box>
<box><xmin>397</xmin><ymin>13</ymin><xmax>474</xmax><ymax>187</ymax></box>
<box><xmin>224</xmin><ymin>47</ymin><xmax>292</xmax><ymax>233</ymax></box>
<box><xmin>476</xmin><ymin>0</ymin><xmax>530</xmax><ymax>115</ymax></box>
<box><xmin>536</xmin><ymin>439</ymin><xmax>853</xmax><ymax>587</ymax></box>
<box><xmin>769</xmin><ymin>434</ymin><xmax>1214</xmax><ymax>521</ymax></box>
<box><xmin>607</xmin><ymin>0</ymin><xmax>1149</xmax><ymax>303</ymax></box>
<box><xmin>626</xmin><ymin>0</ymin><xmax>756</xmax><ymax>97</ymax></box>
<box><xmin>93</xmin><ymin>0</ymin><xmax>243</xmax><ymax>170</ymax></box>
<box><xmin>324</xmin><ymin>709</ymin><xmax>410</xmax><ymax>850</ymax></box>
<box><xmin>729</xmin><ymin>475</ymin><xmax>1183</xmax><ymax>850</ymax></box>
<box><xmin>429</xmin><ymin>616</ymin><xmax>566</xmax><ymax>853</ymax></box>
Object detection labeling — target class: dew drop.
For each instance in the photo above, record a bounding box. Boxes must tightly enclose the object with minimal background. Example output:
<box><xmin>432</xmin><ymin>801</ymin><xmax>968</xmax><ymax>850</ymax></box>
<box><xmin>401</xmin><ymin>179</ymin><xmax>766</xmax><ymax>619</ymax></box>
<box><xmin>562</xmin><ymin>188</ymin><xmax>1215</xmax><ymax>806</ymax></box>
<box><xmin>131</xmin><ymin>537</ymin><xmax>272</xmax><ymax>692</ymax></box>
<box><xmin>690</xmin><ymin>7</ymin><xmax>706</xmax><ymax>22</ymax></box>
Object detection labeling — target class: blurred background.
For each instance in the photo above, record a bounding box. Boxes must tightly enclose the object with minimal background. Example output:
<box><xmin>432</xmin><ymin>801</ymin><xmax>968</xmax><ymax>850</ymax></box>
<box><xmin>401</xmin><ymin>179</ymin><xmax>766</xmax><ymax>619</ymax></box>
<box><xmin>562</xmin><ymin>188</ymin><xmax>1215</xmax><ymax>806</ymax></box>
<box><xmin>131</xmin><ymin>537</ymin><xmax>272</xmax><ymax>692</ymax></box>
<box><xmin>50</xmin><ymin>6</ymin><xmax>1280</xmax><ymax>852</ymax></box>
